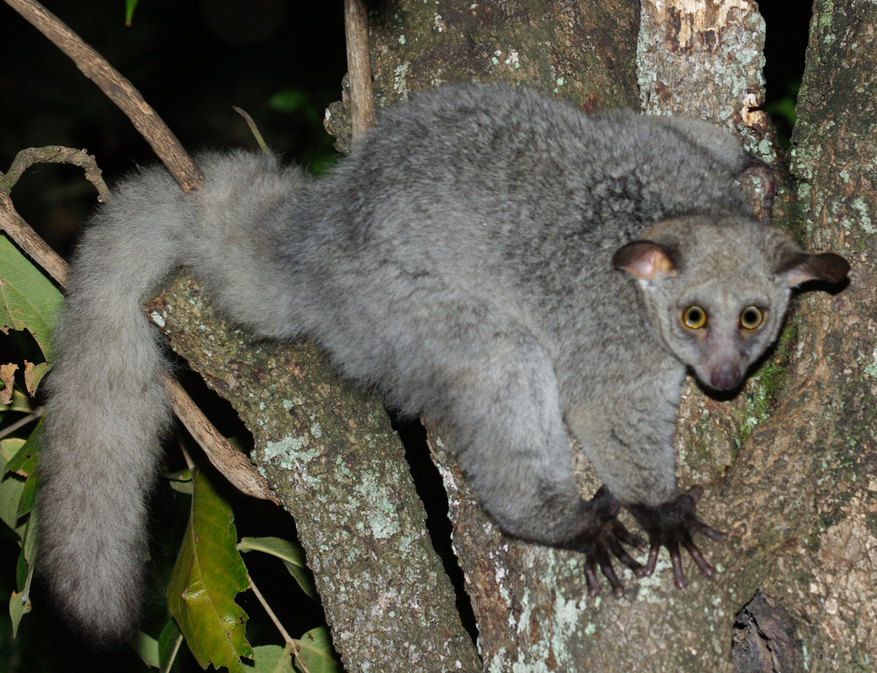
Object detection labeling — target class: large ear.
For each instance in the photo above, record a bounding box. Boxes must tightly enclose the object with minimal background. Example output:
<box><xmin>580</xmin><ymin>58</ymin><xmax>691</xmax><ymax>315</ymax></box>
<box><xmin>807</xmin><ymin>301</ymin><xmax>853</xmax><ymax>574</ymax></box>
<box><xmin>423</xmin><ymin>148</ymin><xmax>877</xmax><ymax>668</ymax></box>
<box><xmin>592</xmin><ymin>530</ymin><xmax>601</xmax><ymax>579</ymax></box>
<box><xmin>774</xmin><ymin>251</ymin><xmax>850</xmax><ymax>287</ymax></box>
<box><xmin>613</xmin><ymin>240</ymin><xmax>676</xmax><ymax>280</ymax></box>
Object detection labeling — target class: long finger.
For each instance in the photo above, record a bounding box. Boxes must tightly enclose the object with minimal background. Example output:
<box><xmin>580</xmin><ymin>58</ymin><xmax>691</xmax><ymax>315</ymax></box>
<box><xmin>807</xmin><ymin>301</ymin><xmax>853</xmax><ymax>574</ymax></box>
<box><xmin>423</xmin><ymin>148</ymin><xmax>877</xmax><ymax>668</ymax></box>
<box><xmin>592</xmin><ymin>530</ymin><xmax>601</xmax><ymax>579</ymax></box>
<box><xmin>638</xmin><ymin>542</ymin><xmax>661</xmax><ymax>577</ymax></box>
<box><xmin>584</xmin><ymin>559</ymin><xmax>602</xmax><ymax>596</ymax></box>
<box><xmin>611</xmin><ymin>521</ymin><xmax>647</xmax><ymax>551</ymax></box>
<box><xmin>608</xmin><ymin>539</ymin><xmax>644</xmax><ymax>573</ymax></box>
<box><xmin>667</xmin><ymin>540</ymin><xmax>687</xmax><ymax>589</ymax></box>
<box><xmin>598</xmin><ymin>555</ymin><xmax>625</xmax><ymax>598</ymax></box>
<box><xmin>690</xmin><ymin>519</ymin><xmax>728</xmax><ymax>542</ymax></box>
<box><xmin>683</xmin><ymin>540</ymin><xmax>715</xmax><ymax>577</ymax></box>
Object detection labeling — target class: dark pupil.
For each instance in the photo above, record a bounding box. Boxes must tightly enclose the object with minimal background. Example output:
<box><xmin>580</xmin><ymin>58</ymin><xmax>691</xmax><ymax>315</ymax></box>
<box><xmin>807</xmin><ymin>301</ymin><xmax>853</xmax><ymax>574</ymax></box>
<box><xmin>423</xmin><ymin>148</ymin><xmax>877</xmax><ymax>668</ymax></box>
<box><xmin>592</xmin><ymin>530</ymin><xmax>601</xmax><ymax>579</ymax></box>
<box><xmin>743</xmin><ymin>308</ymin><xmax>760</xmax><ymax>326</ymax></box>
<box><xmin>687</xmin><ymin>307</ymin><xmax>703</xmax><ymax>325</ymax></box>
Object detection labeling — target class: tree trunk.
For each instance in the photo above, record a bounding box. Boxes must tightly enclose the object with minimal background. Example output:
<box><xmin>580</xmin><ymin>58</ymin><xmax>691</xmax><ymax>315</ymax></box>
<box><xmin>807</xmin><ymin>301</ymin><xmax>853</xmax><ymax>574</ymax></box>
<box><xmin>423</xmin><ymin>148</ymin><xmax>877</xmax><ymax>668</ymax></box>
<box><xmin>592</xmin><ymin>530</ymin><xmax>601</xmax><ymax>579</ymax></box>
<box><xmin>774</xmin><ymin>0</ymin><xmax>877</xmax><ymax>667</ymax></box>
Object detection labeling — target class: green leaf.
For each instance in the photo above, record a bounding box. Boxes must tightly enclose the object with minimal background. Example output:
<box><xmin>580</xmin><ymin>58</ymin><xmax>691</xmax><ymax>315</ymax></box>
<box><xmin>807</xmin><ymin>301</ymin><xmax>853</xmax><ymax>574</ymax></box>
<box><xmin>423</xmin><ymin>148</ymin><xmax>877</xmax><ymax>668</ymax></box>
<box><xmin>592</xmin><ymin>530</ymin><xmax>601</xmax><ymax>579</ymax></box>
<box><xmin>136</xmin><ymin>631</ymin><xmax>160</xmax><ymax>669</ymax></box>
<box><xmin>167</xmin><ymin>471</ymin><xmax>252</xmax><ymax>673</ymax></box>
<box><xmin>245</xmin><ymin>644</ymin><xmax>294</xmax><ymax>673</ymax></box>
<box><xmin>0</xmin><ymin>386</ymin><xmax>32</xmax><ymax>413</ymax></box>
<box><xmin>0</xmin><ymin>438</ymin><xmax>27</xmax><ymax>532</ymax></box>
<box><xmin>10</xmin><ymin>518</ymin><xmax>34</xmax><ymax>637</ymax></box>
<box><xmin>294</xmin><ymin>627</ymin><xmax>340</xmax><ymax>673</ymax></box>
<box><xmin>2</xmin><ymin>419</ymin><xmax>39</xmax><ymax>476</ymax></box>
<box><xmin>239</xmin><ymin>536</ymin><xmax>317</xmax><ymax>600</ymax></box>
<box><xmin>1</xmin><ymin>420</ymin><xmax>41</xmax><ymax>519</ymax></box>
<box><xmin>125</xmin><ymin>0</ymin><xmax>140</xmax><ymax>26</ymax></box>
<box><xmin>24</xmin><ymin>361</ymin><xmax>49</xmax><ymax>395</ymax></box>
<box><xmin>0</xmin><ymin>234</ymin><xmax>63</xmax><ymax>363</ymax></box>
<box><xmin>18</xmin><ymin>512</ymin><xmax>39</xmax><ymax>576</ymax></box>
<box><xmin>9</xmin><ymin>588</ymin><xmax>30</xmax><ymax>638</ymax></box>
<box><xmin>158</xmin><ymin>619</ymin><xmax>185</xmax><ymax>673</ymax></box>
<box><xmin>135</xmin><ymin>621</ymin><xmax>185</xmax><ymax>672</ymax></box>
<box><xmin>163</xmin><ymin>467</ymin><xmax>194</xmax><ymax>495</ymax></box>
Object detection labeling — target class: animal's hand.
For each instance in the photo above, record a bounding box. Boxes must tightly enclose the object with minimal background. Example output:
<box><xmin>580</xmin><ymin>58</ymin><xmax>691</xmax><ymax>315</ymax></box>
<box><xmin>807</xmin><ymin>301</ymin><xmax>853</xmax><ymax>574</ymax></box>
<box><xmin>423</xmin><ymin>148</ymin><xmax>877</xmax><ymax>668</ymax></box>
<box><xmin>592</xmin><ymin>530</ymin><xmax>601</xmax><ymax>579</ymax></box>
<box><xmin>627</xmin><ymin>486</ymin><xmax>727</xmax><ymax>589</ymax></box>
<box><xmin>567</xmin><ymin>486</ymin><xmax>646</xmax><ymax>598</ymax></box>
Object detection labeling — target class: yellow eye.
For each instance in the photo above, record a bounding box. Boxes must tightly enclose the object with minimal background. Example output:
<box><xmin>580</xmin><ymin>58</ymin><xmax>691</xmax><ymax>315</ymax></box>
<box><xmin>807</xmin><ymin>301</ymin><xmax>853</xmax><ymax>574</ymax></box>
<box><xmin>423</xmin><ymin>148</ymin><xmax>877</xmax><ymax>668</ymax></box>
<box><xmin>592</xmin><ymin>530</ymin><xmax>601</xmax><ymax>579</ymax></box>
<box><xmin>682</xmin><ymin>306</ymin><xmax>707</xmax><ymax>329</ymax></box>
<box><xmin>740</xmin><ymin>306</ymin><xmax>764</xmax><ymax>330</ymax></box>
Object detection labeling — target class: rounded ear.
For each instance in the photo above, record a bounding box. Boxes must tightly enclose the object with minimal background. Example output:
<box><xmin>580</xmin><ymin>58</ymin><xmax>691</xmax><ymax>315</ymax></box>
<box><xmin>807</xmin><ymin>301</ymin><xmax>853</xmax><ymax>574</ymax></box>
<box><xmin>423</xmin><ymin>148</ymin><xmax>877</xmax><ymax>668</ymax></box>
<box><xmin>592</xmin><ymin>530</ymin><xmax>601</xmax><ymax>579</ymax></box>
<box><xmin>774</xmin><ymin>251</ymin><xmax>850</xmax><ymax>287</ymax></box>
<box><xmin>613</xmin><ymin>240</ymin><xmax>677</xmax><ymax>280</ymax></box>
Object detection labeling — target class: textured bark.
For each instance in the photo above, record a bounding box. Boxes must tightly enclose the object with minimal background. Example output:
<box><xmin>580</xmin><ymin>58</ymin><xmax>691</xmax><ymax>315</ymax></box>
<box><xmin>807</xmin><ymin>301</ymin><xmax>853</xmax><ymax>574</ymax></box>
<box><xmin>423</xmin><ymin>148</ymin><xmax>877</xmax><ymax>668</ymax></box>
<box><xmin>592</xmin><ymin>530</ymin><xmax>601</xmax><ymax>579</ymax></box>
<box><xmin>638</xmin><ymin>0</ymin><xmax>770</xmax><ymax>130</ymax></box>
<box><xmin>326</xmin><ymin>0</ymin><xmax>640</xmax><ymax>147</ymax></box>
<box><xmin>777</xmin><ymin>0</ymin><xmax>877</xmax><ymax>666</ymax></box>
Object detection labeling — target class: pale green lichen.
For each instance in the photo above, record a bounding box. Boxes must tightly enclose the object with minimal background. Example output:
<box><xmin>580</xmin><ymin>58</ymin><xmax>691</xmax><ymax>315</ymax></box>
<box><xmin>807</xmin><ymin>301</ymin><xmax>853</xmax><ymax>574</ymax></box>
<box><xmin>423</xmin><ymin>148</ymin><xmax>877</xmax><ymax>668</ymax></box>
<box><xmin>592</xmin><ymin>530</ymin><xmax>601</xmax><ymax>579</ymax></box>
<box><xmin>258</xmin><ymin>436</ymin><xmax>316</xmax><ymax>471</ymax></box>
<box><xmin>367</xmin><ymin>498</ymin><xmax>401</xmax><ymax>539</ymax></box>
<box><xmin>394</xmin><ymin>63</ymin><xmax>410</xmax><ymax>95</ymax></box>
<box><xmin>863</xmin><ymin>346</ymin><xmax>877</xmax><ymax>379</ymax></box>
<box><xmin>851</xmin><ymin>195</ymin><xmax>876</xmax><ymax>234</ymax></box>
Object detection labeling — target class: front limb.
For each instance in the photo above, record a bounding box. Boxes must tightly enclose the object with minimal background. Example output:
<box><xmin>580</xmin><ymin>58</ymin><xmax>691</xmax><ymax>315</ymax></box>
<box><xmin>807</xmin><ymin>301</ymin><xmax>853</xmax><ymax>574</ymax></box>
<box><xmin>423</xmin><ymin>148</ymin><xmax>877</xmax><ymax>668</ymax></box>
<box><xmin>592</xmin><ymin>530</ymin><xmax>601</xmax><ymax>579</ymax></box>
<box><xmin>565</xmin><ymin>384</ymin><xmax>726</xmax><ymax>593</ymax></box>
<box><xmin>434</xmin><ymin>328</ymin><xmax>646</xmax><ymax>594</ymax></box>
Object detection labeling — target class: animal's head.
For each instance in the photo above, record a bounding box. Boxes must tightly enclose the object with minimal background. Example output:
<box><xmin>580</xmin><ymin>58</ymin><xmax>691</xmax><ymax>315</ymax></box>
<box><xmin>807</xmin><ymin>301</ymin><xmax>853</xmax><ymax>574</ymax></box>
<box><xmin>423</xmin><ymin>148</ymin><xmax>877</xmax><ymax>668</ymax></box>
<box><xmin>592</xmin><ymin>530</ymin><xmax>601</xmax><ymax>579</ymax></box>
<box><xmin>614</xmin><ymin>216</ymin><xmax>849</xmax><ymax>391</ymax></box>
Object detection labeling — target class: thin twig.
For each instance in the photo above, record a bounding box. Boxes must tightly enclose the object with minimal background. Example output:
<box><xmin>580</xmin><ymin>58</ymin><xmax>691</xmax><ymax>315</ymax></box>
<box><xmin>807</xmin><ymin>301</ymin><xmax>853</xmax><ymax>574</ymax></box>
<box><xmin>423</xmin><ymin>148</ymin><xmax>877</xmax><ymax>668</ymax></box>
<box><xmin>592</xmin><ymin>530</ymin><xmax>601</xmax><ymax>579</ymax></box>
<box><xmin>232</xmin><ymin>107</ymin><xmax>269</xmax><ymax>152</ymax></box>
<box><xmin>247</xmin><ymin>573</ymin><xmax>312</xmax><ymax>673</ymax></box>
<box><xmin>0</xmin><ymin>407</ymin><xmax>45</xmax><ymax>441</ymax></box>
<box><xmin>1</xmin><ymin>146</ymin><xmax>111</xmax><ymax>202</ymax></box>
<box><xmin>0</xmin><ymin>194</ymin><xmax>68</xmax><ymax>286</ymax></box>
<box><xmin>344</xmin><ymin>0</ymin><xmax>375</xmax><ymax>138</ymax></box>
<box><xmin>166</xmin><ymin>381</ymin><xmax>278</xmax><ymax>502</ymax></box>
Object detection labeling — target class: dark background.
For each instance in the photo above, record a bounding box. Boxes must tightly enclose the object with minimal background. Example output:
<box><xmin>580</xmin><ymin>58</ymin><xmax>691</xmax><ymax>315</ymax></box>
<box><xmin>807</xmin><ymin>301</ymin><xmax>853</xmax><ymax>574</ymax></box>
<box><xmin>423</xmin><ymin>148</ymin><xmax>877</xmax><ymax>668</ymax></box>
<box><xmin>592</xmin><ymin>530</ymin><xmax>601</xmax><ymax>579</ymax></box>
<box><xmin>0</xmin><ymin>2</ymin><xmax>814</xmax><ymax>671</ymax></box>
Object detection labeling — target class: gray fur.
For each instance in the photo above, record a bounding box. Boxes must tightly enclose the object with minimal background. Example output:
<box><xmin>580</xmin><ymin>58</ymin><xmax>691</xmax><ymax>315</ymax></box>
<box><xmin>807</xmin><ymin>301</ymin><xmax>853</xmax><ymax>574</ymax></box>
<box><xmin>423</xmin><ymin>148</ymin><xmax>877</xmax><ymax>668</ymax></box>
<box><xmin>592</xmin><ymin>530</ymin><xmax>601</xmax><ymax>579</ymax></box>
<box><xmin>37</xmin><ymin>85</ymin><xmax>848</xmax><ymax>641</ymax></box>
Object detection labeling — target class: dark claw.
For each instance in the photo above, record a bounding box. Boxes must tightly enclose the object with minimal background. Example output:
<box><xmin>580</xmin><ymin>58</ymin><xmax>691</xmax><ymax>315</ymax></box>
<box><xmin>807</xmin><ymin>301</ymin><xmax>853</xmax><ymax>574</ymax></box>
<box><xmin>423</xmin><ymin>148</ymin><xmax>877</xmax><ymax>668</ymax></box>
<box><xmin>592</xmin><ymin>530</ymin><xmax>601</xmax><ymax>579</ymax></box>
<box><xmin>627</xmin><ymin>486</ymin><xmax>726</xmax><ymax>590</ymax></box>
<box><xmin>598</xmin><ymin>553</ymin><xmax>625</xmax><ymax>597</ymax></box>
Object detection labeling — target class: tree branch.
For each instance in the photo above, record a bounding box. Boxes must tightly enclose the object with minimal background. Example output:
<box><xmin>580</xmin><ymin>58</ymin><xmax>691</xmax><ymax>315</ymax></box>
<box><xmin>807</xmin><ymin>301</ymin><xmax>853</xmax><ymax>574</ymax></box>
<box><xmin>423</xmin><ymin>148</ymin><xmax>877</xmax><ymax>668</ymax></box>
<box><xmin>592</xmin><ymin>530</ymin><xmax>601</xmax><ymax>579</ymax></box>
<box><xmin>343</xmin><ymin>0</ymin><xmax>375</xmax><ymax>137</ymax></box>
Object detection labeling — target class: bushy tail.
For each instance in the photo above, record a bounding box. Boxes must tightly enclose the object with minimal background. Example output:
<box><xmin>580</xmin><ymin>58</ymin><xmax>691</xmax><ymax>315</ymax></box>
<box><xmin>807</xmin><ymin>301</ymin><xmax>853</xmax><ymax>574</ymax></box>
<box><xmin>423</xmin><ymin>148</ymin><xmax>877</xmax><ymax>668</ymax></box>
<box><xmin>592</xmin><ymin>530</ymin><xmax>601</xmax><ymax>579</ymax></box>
<box><xmin>37</xmin><ymin>151</ymin><xmax>304</xmax><ymax>643</ymax></box>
